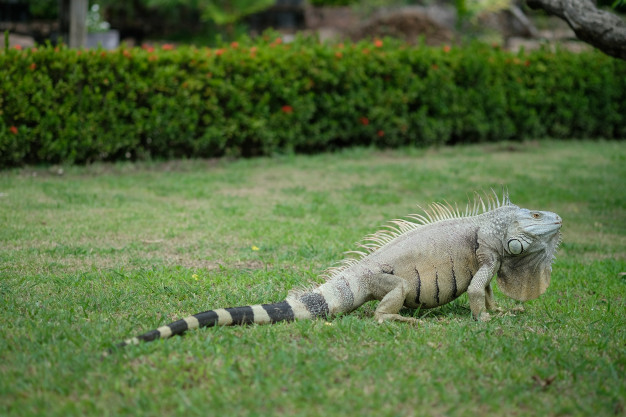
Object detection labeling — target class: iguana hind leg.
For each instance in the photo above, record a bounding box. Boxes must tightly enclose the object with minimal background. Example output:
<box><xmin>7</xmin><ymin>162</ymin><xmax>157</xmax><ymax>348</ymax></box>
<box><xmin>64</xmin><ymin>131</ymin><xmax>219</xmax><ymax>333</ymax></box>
<box><xmin>369</xmin><ymin>273</ymin><xmax>419</xmax><ymax>324</ymax></box>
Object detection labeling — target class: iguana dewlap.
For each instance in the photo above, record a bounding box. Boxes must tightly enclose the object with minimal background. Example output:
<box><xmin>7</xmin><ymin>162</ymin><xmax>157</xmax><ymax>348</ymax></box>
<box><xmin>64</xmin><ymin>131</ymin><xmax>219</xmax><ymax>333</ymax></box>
<box><xmin>112</xmin><ymin>191</ymin><xmax>562</xmax><ymax>351</ymax></box>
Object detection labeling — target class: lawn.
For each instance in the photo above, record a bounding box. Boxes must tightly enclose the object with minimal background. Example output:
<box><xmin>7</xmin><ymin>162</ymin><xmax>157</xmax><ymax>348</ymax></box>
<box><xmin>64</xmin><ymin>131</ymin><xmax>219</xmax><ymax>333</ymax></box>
<box><xmin>0</xmin><ymin>140</ymin><xmax>624</xmax><ymax>417</ymax></box>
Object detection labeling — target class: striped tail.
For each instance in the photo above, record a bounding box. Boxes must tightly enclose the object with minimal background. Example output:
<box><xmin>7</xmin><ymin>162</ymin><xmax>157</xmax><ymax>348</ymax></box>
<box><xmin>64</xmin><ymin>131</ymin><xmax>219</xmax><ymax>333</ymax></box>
<box><xmin>108</xmin><ymin>278</ymin><xmax>360</xmax><ymax>354</ymax></box>
<box><xmin>110</xmin><ymin>300</ymin><xmax>306</xmax><ymax>352</ymax></box>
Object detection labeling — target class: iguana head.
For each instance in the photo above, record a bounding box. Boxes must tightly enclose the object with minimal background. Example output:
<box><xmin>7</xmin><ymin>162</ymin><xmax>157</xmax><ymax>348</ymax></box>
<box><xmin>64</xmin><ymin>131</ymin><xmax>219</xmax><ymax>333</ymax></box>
<box><xmin>496</xmin><ymin>208</ymin><xmax>562</xmax><ymax>301</ymax></box>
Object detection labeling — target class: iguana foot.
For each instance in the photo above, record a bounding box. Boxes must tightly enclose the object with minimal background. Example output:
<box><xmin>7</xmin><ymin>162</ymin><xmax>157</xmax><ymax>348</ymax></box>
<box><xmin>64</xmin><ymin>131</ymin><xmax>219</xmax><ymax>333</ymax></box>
<box><xmin>510</xmin><ymin>305</ymin><xmax>525</xmax><ymax>313</ymax></box>
<box><xmin>376</xmin><ymin>313</ymin><xmax>419</xmax><ymax>325</ymax></box>
<box><xmin>478</xmin><ymin>312</ymin><xmax>492</xmax><ymax>322</ymax></box>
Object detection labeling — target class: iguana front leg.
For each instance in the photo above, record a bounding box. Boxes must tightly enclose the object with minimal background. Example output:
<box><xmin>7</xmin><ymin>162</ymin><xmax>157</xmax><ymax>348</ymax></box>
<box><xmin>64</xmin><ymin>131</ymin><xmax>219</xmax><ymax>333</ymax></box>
<box><xmin>467</xmin><ymin>262</ymin><xmax>499</xmax><ymax>321</ymax></box>
<box><xmin>485</xmin><ymin>283</ymin><xmax>497</xmax><ymax>311</ymax></box>
<box><xmin>369</xmin><ymin>273</ymin><xmax>419</xmax><ymax>324</ymax></box>
<box><xmin>485</xmin><ymin>283</ymin><xmax>508</xmax><ymax>315</ymax></box>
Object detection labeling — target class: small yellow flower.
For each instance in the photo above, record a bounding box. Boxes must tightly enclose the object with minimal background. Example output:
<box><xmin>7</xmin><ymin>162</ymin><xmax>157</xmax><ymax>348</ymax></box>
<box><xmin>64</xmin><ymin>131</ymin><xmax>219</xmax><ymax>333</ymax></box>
<box><xmin>251</xmin><ymin>245</ymin><xmax>260</xmax><ymax>251</ymax></box>
<box><xmin>192</xmin><ymin>274</ymin><xmax>199</xmax><ymax>280</ymax></box>
<box><xmin>324</xmin><ymin>322</ymin><xmax>333</xmax><ymax>326</ymax></box>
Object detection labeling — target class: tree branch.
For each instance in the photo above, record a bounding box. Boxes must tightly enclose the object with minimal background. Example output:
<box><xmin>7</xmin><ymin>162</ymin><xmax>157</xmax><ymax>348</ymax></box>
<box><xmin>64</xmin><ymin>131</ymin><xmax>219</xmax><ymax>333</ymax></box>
<box><xmin>527</xmin><ymin>0</ymin><xmax>626</xmax><ymax>60</ymax></box>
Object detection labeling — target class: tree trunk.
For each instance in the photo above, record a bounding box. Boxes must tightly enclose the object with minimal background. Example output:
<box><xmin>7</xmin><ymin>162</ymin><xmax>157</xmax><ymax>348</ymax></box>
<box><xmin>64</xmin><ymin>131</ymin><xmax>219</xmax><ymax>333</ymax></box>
<box><xmin>69</xmin><ymin>0</ymin><xmax>88</xmax><ymax>48</ymax></box>
<box><xmin>527</xmin><ymin>0</ymin><xmax>626</xmax><ymax>60</ymax></box>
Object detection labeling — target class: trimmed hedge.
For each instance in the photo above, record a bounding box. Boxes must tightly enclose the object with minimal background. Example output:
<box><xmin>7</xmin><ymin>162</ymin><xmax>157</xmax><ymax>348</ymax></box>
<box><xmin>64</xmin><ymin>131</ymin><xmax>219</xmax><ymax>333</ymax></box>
<box><xmin>1</xmin><ymin>36</ymin><xmax>625</xmax><ymax>167</ymax></box>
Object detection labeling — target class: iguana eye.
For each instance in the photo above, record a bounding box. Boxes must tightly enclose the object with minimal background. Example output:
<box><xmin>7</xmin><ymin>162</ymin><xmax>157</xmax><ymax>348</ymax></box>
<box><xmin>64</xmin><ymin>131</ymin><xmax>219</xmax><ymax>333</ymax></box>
<box><xmin>532</xmin><ymin>213</ymin><xmax>541</xmax><ymax>219</ymax></box>
<box><xmin>508</xmin><ymin>238</ymin><xmax>524</xmax><ymax>254</ymax></box>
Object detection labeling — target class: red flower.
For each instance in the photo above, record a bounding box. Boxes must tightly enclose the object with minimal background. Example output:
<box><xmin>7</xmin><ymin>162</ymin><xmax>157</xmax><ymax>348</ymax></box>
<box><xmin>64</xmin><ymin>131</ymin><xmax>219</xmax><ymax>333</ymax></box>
<box><xmin>443</xmin><ymin>45</ymin><xmax>451</xmax><ymax>53</ymax></box>
<box><xmin>377</xmin><ymin>130</ymin><xmax>385</xmax><ymax>137</ymax></box>
<box><xmin>525</xmin><ymin>60</ymin><xmax>531</xmax><ymax>67</ymax></box>
<box><xmin>335</xmin><ymin>51</ymin><xmax>343</xmax><ymax>59</ymax></box>
<box><xmin>30</xmin><ymin>63</ymin><xmax>36</xmax><ymax>70</ymax></box>
<box><xmin>9</xmin><ymin>126</ymin><xmax>18</xmax><ymax>135</ymax></box>
<box><xmin>274</xmin><ymin>37</ymin><xmax>283</xmax><ymax>45</ymax></box>
<box><xmin>230</xmin><ymin>41</ymin><xmax>239</xmax><ymax>48</ymax></box>
<box><xmin>161</xmin><ymin>43</ymin><xmax>174</xmax><ymax>50</ymax></box>
<box><xmin>281</xmin><ymin>105</ymin><xmax>293</xmax><ymax>114</ymax></box>
<box><xmin>362</xmin><ymin>48</ymin><xmax>370</xmax><ymax>55</ymax></box>
<box><xmin>374</xmin><ymin>39</ymin><xmax>383</xmax><ymax>48</ymax></box>
<box><xmin>359</xmin><ymin>117</ymin><xmax>369</xmax><ymax>126</ymax></box>
<box><xmin>215</xmin><ymin>49</ymin><xmax>225</xmax><ymax>56</ymax></box>
<box><xmin>14</xmin><ymin>45</ymin><xmax>22</xmax><ymax>50</ymax></box>
<box><xmin>431</xmin><ymin>64</ymin><xmax>439</xmax><ymax>70</ymax></box>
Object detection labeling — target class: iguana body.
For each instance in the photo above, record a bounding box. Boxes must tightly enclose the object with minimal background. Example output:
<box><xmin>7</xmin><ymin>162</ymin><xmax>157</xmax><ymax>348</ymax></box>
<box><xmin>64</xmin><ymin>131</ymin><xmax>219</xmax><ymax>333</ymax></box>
<box><xmin>114</xmin><ymin>191</ymin><xmax>562</xmax><ymax>350</ymax></box>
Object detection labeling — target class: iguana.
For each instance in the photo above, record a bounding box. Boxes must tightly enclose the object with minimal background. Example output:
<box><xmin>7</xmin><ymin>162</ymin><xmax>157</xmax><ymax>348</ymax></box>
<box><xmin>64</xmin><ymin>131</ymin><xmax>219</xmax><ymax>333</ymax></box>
<box><xmin>112</xmin><ymin>191</ymin><xmax>562</xmax><ymax>351</ymax></box>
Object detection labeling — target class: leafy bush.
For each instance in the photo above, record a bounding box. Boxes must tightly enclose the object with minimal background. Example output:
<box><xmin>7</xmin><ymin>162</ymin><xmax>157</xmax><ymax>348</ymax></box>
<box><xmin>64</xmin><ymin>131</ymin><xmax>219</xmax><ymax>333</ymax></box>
<box><xmin>1</xmin><ymin>36</ymin><xmax>625</xmax><ymax>167</ymax></box>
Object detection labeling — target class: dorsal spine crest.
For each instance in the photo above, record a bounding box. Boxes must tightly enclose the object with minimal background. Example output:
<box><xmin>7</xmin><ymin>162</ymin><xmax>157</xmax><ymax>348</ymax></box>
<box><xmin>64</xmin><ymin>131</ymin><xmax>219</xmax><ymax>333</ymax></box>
<box><xmin>321</xmin><ymin>189</ymin><xmax>512</xmax><ymax>281</ymax></box>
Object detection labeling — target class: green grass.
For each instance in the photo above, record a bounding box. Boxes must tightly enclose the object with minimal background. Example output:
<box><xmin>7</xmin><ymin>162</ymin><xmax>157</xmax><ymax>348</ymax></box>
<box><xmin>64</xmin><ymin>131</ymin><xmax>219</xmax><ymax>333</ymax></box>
<box><xmin>0</xmin><ymin>140</ymin><xmax>625</xmax><ymax>417</ymax></box>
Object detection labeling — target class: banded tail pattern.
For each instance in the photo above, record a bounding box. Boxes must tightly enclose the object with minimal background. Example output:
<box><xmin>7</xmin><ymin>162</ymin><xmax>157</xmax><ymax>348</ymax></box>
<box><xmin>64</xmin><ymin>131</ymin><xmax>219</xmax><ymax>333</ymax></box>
<box><xmin>112</xmin><ymin>296</ymin><xmax>328</xmax><ymax>351</ymax></box>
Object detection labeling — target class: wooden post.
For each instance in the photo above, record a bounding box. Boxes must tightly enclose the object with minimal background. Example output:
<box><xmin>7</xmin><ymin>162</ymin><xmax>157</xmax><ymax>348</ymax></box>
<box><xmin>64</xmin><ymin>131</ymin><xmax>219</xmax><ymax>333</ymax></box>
<box><xmin>69</xmin><ymin>0</ymin><xmax>88</xmax><ymax>48</ymax></box>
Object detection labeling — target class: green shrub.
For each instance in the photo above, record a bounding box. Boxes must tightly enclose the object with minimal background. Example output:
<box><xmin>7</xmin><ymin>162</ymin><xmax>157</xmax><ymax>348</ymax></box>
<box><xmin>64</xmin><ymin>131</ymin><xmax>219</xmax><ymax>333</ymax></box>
<box><xmin>0</xmin><ymin>37</ymin><xmax>624</xmax><ymax>167</ymax></box>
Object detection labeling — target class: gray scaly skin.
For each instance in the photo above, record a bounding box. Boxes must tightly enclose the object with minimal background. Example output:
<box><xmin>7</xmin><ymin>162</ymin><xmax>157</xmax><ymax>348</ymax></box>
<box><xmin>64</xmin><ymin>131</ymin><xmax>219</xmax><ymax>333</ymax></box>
<box><xmin>112</xmin><ymin>191</ymin><xmax>562</xmax><ymax>351</ymax></box>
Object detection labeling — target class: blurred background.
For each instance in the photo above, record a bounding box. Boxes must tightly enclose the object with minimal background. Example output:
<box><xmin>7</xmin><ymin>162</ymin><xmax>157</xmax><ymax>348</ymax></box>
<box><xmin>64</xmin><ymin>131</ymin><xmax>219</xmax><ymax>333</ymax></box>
<box><xmin>3</xmin><ymin>0</ymin><xmax>622</xmax><ymax>52</ymax></box>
